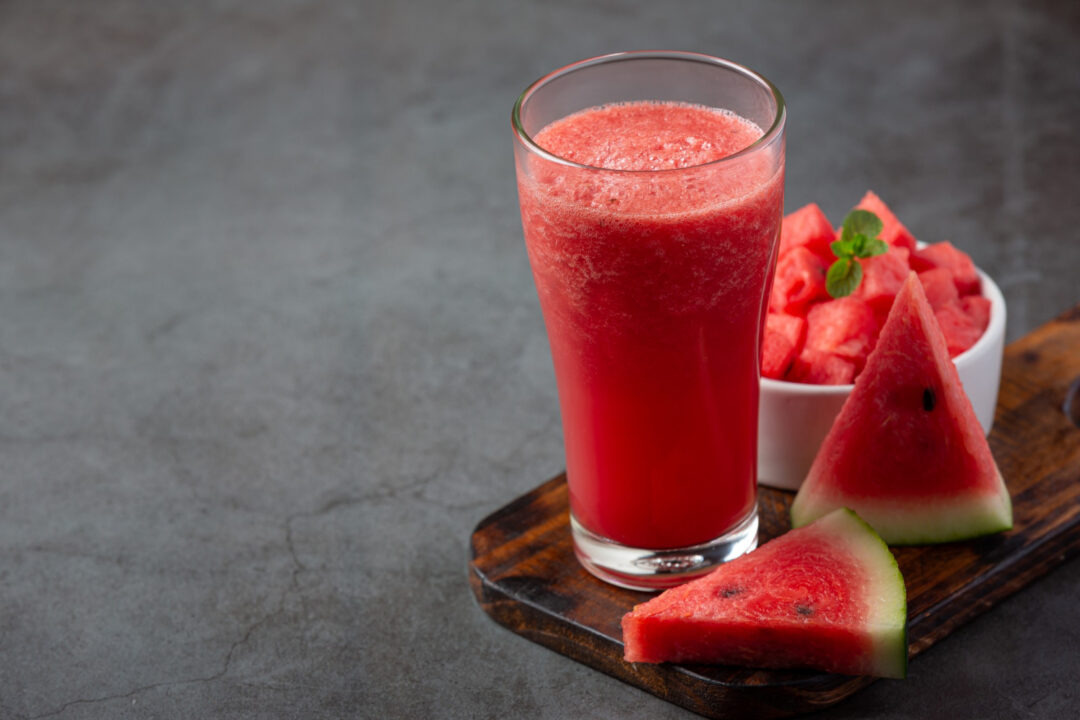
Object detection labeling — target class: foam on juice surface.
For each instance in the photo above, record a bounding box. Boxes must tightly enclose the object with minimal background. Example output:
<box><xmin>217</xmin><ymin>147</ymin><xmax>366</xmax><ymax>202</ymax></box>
<box><xmin>529</xmin><ymin>102</ymin><xmax>771</xmax><ymax>217</ymax></box>
<box><xmin>535</xmin><ymin>101</ymin><xmax>762</xmax><ymax>171</ymax></box>
<box><xmin>522</xmin><ymin>101</ymin><xmax>781</xmax><ymax>320</ymax></box>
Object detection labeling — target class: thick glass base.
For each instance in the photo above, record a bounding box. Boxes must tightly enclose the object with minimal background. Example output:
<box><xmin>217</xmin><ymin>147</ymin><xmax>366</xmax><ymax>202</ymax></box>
<box><xmin>570</xmin><ymin>509</ymin><xmax>759</xmax><ymax>591</ymax></box>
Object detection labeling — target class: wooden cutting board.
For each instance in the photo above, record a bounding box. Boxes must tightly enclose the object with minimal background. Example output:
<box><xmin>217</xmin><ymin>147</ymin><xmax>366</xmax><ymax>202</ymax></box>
<box><xmin>469</xmin><ymin>305</ymin><xmax>1080</xmax><ymax>719</ymax></box>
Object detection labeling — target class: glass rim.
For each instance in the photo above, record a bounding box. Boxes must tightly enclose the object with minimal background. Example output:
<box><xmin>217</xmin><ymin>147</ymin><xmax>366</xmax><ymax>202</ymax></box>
<box><xmin>511</xmin><ymin>50</ymin><xmax>787</xmax><ymax>175</ymax></box>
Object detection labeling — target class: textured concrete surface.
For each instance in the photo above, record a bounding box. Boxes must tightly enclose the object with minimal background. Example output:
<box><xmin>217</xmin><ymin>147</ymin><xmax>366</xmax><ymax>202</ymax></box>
<box><xmin>0</xmin><ymin>1</ymin><xmax>1077</xmax><ymax>718</ymax></box>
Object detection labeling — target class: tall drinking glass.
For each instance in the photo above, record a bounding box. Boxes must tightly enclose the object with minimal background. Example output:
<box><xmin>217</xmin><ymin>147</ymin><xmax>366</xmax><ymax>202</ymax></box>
<box><xmin>512</xmin><ymin>52</ymin><xmax>786</xmax><ymax>589</ymax></box>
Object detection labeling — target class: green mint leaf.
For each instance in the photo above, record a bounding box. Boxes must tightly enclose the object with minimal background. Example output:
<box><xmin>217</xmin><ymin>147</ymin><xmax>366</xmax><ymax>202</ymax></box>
<box><xmin>826</xmin><ymin>257</ymin><xmax>864</xmax><ymax>298</ymax></box>
<box><xmin>843</xmin><ymin>209</ymin><xmax>884</xmax><ymax>240</ymax></box>
<box><xmin>831</xmin><ymin>238</ymin><xmax>855</xmax><ymax>258</ymax></box>
<box><xmin>828</xmin><ymin>208</ymin><xmax>888</xmax><ymax>296</ymax></box>
<box><xmin>859</xmin><ymin>237</ymin><xmax>889</xmax><ymax>258</ymax></box>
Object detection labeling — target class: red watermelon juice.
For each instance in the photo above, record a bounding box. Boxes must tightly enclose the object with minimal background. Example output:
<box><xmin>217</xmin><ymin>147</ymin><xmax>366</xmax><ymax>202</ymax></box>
<box><xmin>512</xmin><ymin>53</ymin><xmax>786</xmax><ymax>588</ymax></box>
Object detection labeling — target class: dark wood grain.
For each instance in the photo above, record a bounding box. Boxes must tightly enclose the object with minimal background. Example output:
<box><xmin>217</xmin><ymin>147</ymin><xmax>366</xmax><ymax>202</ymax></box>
<box><xmin>469</xmin><ymin>305</ymin><xmax>1080</xmax><ymax>719</ymax></box>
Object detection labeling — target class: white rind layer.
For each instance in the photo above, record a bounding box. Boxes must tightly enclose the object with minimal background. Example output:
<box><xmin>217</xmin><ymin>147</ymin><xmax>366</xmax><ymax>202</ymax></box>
<box><xmin>792</xmin><ymin>469</ymin><xmax>1013</xmax><ymax>546</ymax></box>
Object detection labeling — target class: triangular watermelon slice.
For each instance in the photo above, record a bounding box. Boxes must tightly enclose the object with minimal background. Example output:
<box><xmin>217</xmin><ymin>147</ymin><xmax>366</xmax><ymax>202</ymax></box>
<box><xmin>622</xmin><ymin>508</ymin><xmax>907</xmax><ymax>678</ymax></box>
<box><xmin>790</xmin><ymin>273</ymin><xmax>1012</xmax><ymax>544</ymax></box>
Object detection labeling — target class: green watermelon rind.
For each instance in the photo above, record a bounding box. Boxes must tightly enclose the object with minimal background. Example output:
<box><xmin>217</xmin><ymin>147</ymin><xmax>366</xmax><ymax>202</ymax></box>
<box><xmin>791</xmin><ymin>473</ymin><xmax>1012</xmax><ymax>546</ymax></box>
<box><xmin>817</xmin><ymin>508</ymin><xmax>907</xmax><ymax>679</ymax></box>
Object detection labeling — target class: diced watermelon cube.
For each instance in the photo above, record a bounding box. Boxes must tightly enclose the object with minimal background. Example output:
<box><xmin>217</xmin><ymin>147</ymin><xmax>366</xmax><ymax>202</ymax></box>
<box><xmin>779</xmin><ymin>203</ymin><xmax>835</xmax><ymax>262</ymax></box>
<box><xmin>917</xmin><ymin>267</ymin><xmax>960</xmax><ymax>310</ymax></box>
<box><xmin>761</xmin><ymin>312</ymin><xmax>807</xmax><ymax>379</ymax></box>
<box><xmin>762</xmin><ymin>337</ymin><xmax>793</xmax><ymax>379</ymax></box>
<box><xmin>853</xmin><ymin>246</ymin><xmax>910</xmax><ymax>317</ymax></box>
<box><xmin>911</xmin><ymin>241</ymin><xmax>980</xmax><ymax>296</ymax></box>
<box><xmin>852</xmin><ymin>191</ymin><xmax>917</xmax><ymax>253</ymax></box>
<box><xmin>787</xmin><ymin>347</ymin><xmax>856</xmax><ymax>385</ymax></box>
<box><xmin>804</xmin><ymin>296</ymin><xmax>878</xmax><ymax>370</ymax></box>
<box><xmin>768</xmin><ymin>311</ymin><xmax>807</xmax><ymax>350</ymax></box>
<box><xmin>769</xmin><ymin>246</ymin><xmax>828</xmax><ymax>316</ymax></box>
<box><xmin>935</xmin><ymin>301</ymin><xmax>983</xmax><ymax>357</ymax></box>
<box><xmin>961</xmin><ymin>295</ymin><xmax>991</xmax><ymax>333</ymax></box>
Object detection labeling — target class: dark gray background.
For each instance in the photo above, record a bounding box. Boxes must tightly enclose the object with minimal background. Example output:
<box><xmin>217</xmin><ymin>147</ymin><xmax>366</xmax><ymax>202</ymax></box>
<box><xmin>1</xmin><ymin>1</ymin><xmax>1077</xmax><ymax>718</ymax></box>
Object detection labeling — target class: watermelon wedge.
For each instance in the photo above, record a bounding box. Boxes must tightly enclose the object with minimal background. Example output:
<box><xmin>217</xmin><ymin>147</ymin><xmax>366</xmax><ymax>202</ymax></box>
<box><xmin>790</xmin><ymin>273</ymin><xmax>1012</xmax><ymax>544</ymax></box>
<box><xmin>622</xmin><ymin>508</ymin><xmax>907</xmax><ymax>678</ymax></box>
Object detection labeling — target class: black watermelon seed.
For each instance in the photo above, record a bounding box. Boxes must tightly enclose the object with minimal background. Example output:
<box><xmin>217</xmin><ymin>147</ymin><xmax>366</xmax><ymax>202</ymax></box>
<box><xmin>923</xmin><ymin>387</ymin><xmax>936</xmax><ymax>412</ymax></box>
<box><xmin>795</xmin><ymin>604</ymin><xmax>814</xmax><ymax>616</ymax></box>
<box><xmin>719</xmin><ymin>586</ymin><xmax>743</xmax><ymax>598</ymax></box>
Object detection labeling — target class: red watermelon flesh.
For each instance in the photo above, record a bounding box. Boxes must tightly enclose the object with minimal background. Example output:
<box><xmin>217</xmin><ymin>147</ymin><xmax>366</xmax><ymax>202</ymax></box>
<box><xmin>853</xmin><ymin>246</ymin><xmax>911</xmax><ymax>319</ymax></box>
<box><xmin>935</xmin><ymin>301</ymin><xmax>983</xmax><ymax>357</ymax></box>
<box><xmin>961</xmin><ymin>295</ymin><xmax>991</xmax><ymax>333</ymax></box>
<box><xmin>804</xmin><ymin>297</ymin><xmax>878</xmax><ymax>369</ymax></box>
<box><xmin>918</xmin><ymin>268</ymin><xmax>960</xmax><ymax>310</ymax></box>
<box><xmin>852</xmin><ymin>191</ymin><xmax>917</xmax><ymax>253</ymax></box>
<box><xmin>778</xmin><ymin>203</ymin><xmax>836</xmax><ymax>262</ymax></box>
<box><xmin>762</xmin><ymin>313</ymin><xmax>807</xmax><ymax>379</ymax></box>
<box><xmin>622</xmin><ymin>508</ymin><xmax>907</xmax><ymax>679</ymax></box>
<box><xmin>791</xmin><ymin>273</ymin><xmax>1011</xmax><ymax>544</ymax></box>
<box><xmin>788</xmin><ymin>347</ymin><xmax>856</xmax><ymax>385</ymax></box>
<box><xmin>911</xmin><ymin>241</ymin><xmax>980</xmax><ymax>296</ymax></box>
<box><xmin>769</xmin><ymin>246</ymin><xmax>828</xmax><ymax>316</ymax></box>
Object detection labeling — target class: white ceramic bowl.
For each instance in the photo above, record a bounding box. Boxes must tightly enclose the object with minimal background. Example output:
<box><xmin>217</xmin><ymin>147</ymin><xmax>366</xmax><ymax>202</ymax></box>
<box><xmin>757</xmin><ymin>267</ymin><xmax>1006</xmax><ymax>491</ymax></box>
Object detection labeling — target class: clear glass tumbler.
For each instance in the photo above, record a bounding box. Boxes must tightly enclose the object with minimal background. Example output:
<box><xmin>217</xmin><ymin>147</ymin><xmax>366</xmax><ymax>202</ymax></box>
<box><xmin>512</xmin><ymin>51</ymin><xmax>786</xmax><ymax>589</ymax></box>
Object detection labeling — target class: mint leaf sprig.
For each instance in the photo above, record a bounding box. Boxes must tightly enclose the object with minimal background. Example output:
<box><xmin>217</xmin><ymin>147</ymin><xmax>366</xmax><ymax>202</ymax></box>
<box><xmin>826</xmin><ymin>209</ymin><xmax>889</xmax><ymax>298</ymax></box>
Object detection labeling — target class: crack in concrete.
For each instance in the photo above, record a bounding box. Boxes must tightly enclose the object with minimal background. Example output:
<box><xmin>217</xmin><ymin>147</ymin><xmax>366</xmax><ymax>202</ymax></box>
<box><xmin>22</xmin><ymin>505</ymin><xmax>327</xmax><ymax>720</ymax></box>
<box><xmin>283</xmin><ymin>494</ymin><xmax>367</xmax><ymax>577</ymax></box>
<box><xmin>25</xmin><ymin>603</ymin><xmax>283</xmax><ymax>720</ymax></box>
<box><xmin>23</xmin><ymin>494</ymin><xmax>378</xmax><ymax>718</ymax></box>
